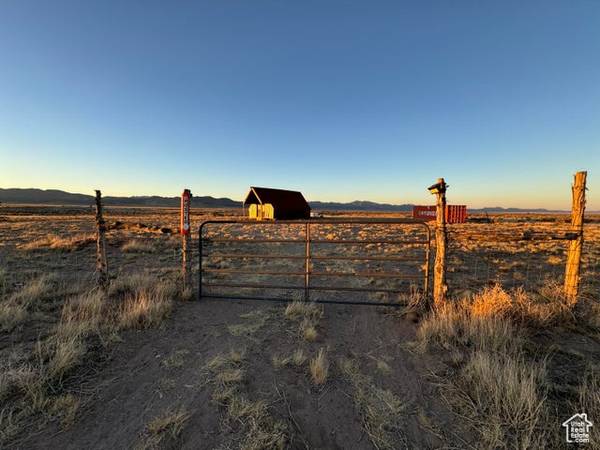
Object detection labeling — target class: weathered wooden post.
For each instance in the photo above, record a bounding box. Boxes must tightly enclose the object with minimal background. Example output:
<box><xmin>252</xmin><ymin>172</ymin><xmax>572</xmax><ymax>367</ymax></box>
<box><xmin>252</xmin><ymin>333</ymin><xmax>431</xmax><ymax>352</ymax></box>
<box><xmin>564</xmin><ymin>171</ymin><xmax>587</xmax><ymax>304</ymax></box>
<box><xmin>428</xmin><ymin>178</ymin><xmax>448</xmax><ymax>306</ymax></box>
<box><xmin>181</xmin><ymin>189</ymin><xmax>192</xmax><ymax>291</ymax></box>
<box><xmin>304</xmin><ymin>222</ymin><xmax>311</xmax><ymax>302</ymax></box>
<box><xmin>95</xmin><ymin>190</ymin><xmax>108</xmax><ymax>287</ymax></box>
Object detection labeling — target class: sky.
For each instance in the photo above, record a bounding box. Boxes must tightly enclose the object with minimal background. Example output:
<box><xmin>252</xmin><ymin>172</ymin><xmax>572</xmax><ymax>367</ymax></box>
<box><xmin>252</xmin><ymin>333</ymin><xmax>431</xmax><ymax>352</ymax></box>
<box><xmin>0</xmin><ymin>1</ymin><xmax>598</xmax><ymax>209</ymax></box>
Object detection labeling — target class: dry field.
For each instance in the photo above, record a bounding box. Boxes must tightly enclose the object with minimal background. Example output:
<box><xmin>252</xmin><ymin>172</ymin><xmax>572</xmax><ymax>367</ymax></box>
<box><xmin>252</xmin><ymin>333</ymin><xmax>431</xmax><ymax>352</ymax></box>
<box><xmin>1</xmin><ymin>205</ymin><xmax>599</xmax><ymax>449</ymax></box>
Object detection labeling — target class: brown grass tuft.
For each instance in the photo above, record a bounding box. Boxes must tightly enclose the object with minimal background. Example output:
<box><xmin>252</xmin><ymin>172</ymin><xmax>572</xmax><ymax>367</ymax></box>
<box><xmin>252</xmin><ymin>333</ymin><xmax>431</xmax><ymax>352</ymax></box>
<box><xmin>143</xmin><ymin>406</ymin><xmax>190</xmax><ymax>448</ymax></box>
<box><xmin>284</xmin><ymin>301</ymin><xmax>322</xmax><ymax>322</ymax></box>
<box><xmin>417</xmin><ymin>301</ymin><xmax>520</xmax><ymax>354</ymax></box>
<box><xmin>118</xmin><ymin>281</ymin><xmax>176</xmax><ymax>329</ymax></box>
<box><xmin>121</xmin><ymin>240</ymin><xmax>156</xmax><ymax>254</ymax></box>
<box><xmin>576</xmin><ymin>368</ymin><xmax>600</xmax><ymax>450</ymax></box>
<box><xmin>339</xmin><ymin>357</ymin><xmax>405</xmax><ymax>449</ymax></box>
<box><xmin>456</xmin><ymin>351</ymin><xmax>547</xmax><ymax>449</ymax></box>
<box><xmin>20</xmin><ymin>234</ymin><xmax>94</xmax><ymax>252</ymax></box>
<box><xmin>309</xmin><ymin>348</ymin><xmax>328</xmax><ymax>385</ymax></box>
<box><xmin>1</xmin><ymin>275</ymin><xmax>56</xmax><ymax>331</ymax></box>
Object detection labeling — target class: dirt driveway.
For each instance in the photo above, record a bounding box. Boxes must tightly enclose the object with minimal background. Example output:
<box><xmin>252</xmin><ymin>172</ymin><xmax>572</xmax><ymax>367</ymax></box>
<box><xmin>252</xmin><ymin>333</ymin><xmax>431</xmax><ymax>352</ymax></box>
<box><xmin>22</xmin><ymin>298</ymin><xmax>468</xmax><ymax>450</ymax></box>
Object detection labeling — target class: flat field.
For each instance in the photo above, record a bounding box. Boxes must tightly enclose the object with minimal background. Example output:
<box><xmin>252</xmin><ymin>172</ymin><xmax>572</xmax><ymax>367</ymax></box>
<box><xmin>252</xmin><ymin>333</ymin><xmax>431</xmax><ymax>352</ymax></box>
<box><xmin>1</xmin><ymin>205</ymin><xmax>599</xmax><ymax>449</ymax></box>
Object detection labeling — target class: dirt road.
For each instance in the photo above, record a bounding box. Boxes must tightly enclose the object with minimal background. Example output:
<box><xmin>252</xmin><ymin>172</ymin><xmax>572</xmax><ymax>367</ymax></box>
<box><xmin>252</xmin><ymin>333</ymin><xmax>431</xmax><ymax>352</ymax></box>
<box><xmin>23</xmin><ymin>299</ymin><xmax>467</xmax><ymax>450</ymax></box>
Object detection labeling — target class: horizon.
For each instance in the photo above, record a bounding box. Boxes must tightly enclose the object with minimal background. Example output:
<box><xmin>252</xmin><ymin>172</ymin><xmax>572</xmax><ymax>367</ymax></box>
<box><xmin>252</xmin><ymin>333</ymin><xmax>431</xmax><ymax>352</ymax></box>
<box><xmin>1</xmin><ymin>1</ymin><xmax>599</xmax><ymax>209</ymax></box>
<box><xmin>1</xmin><ymin>185</ymin><xmax>597</xmax><ymax>211</ymax></box>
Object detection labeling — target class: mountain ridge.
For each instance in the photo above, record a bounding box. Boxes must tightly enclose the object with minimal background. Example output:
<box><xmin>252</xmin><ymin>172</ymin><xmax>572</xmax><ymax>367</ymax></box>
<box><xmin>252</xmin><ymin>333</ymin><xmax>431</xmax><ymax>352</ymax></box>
<box><xmin>0</xmin><ymin>188</ymin><xmax>575</xmax><ymax>213</ymax></box>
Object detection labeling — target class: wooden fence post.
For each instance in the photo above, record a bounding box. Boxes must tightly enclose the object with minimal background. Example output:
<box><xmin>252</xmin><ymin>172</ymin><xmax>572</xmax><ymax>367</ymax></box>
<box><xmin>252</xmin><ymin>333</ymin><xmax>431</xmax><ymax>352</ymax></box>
<box><xmin>429</xmin><ymin>178</ymin><xmax>448</xmax><ymax>306</ymax></box>
<box><xmin>181</xmin><ymin>189</ymin><xmax>192</xmax><ymax>291</ymax></box>
<box><xmin>95</xmin><ymin>190</ymin><xmax>108</xmax><ymax>288</ymax></box>
<box><xmin>564</xmin><ymin>171</ymin><xmax>587</xmax><ymax>304</ymax></box>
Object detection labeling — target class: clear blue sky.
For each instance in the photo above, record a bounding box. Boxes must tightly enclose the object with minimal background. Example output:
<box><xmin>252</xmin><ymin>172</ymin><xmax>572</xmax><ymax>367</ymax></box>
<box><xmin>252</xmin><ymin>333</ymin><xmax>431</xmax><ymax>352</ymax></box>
<box><xmin>1</xmin><ymin>1</ymin><xmax>598</xmax><ymax>209</ymax></box>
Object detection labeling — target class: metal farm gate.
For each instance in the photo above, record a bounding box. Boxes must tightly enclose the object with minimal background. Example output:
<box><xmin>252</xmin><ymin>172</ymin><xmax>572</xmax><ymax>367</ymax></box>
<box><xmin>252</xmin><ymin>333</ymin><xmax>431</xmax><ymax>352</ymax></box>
<box><xmin>198</xmin><ymin>219</ymin><xmax>431</xmax><ymax>306</ymax></box>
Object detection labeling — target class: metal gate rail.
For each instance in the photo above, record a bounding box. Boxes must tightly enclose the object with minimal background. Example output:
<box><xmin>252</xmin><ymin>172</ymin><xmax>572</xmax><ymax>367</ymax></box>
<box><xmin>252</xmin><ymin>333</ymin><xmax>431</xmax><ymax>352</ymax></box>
<box><xmin>198</xmin><ymin>219</ymin><xmax>431</xmax><ymax>306</ymax></box>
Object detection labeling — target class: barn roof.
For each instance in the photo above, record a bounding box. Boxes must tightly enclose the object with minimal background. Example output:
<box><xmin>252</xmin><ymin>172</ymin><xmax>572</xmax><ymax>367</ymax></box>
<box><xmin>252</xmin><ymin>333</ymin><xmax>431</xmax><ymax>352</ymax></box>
<box><xmin>244</xmin><ymin>187</ymin><xmax>310</xmax><ymax>210</ymax></box>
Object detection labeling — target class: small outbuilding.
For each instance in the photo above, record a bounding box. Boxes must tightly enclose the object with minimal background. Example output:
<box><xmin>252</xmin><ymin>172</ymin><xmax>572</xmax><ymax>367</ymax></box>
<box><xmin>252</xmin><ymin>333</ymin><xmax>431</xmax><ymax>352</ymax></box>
<box><xmin>243</xmin><ymin>187</ymin><xmax>311</xmax><ymax>220</ymax></box>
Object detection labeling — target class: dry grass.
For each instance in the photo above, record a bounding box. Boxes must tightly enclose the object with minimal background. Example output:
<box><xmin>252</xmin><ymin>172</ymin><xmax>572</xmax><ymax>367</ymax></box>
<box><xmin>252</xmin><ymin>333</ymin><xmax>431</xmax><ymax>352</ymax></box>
<box><xmin>206</xmin><ymin>349</ymin><xmax>287</xmax><ymax>449</ymax></box>
<box><xmin>284</xmin><ymin>301</ymin><xmax>322</xmax><ymax>322</ymax></box>
<box><xmin>118</xmin><ymin>280</ymin><xmax>176</xmax><ymax>329</ymax></box>
<box><xmin>8</xmin><ymin>274</ymin><xmax>55</xmax><ymax>308</ymax></box>
<box><xmin>121</xmin><ymin>239</ymin><xmax>156</xmax><ymax>253</ymax></box>
<box><xmin>141</xmin><ymin>406</ymin><xmax>190</xmax><ymax>449</ymax></box>
<box><xmin>309</xmin><ymin>348</ymin><xmax>328</xmax><ymax>385</ymax></box>
<box><xmin>47</xmin><ymin>334</ymin><xmax>86</xmax><ymax>380</ymax></box>
<box><xmin>0</xmin><ymin>274</ymin><xmax>56</xmax><ymax>331</ymax></box>
<box><xmin>162</xmin><ymin>350</ymin><xmax>189</xmax><ymax>368</ymax></box>
<box><xmin>227</xmin><ymin>309</ymin><xmax>271</xmax><ymax>336</ymax></box>
<box><xmin>0</xmin><ymin>364</ymin><xmax>38</xmax><ymax>402</ymax></box>
<box><xmin>456</xmin><ymin>351</ymin><xmax>547</xmax><ymax>449</ymax></box>
<box><xmin>0</xmin><ymin>303</ymin><xmax>28</xmax><ymax>333</ymax></box>
<box><xmin>576</xmin><ymin>368</ymin><xmax>600</xmax><ymax>450</ymax></box>
<box><xmin>339</xmin><ymin>357</ymin><xmax>405</xmax><ymax>449</ymax></box>
<box><xmin>472</xmin><ymin>283</ymin><xmax>572</xmax><ymax>326</ymax></box>
<box><xmin>300</xmin><ymin>320</ymin><xmax>318</xmax><ymax>342</ymax></box>
<box><xmin>19</xmin><ymin>234</ymin><xmax>94</xmax><ymax>252</ymax></box>
<box><xmin>284</xmin><ymin>301</ymin><xmax>323</xmax><ymax>342</ymax></box>
<box><xmin>417</xmin><ymin>301</ymin><xmax>520</xmax><ymax>354</ymax></box>
<box><xmin>49</xmin><ymin>394</ymin><xmax>80</xmax><ymax>427</ymax></box>
<box><xmin>272</xmin><ymin>348</ymin><xmax>307</xmax><ymax>369</ymax></box>
<box><xmin>0</xmin><ymin>273</ymin><xmax>178</xmax><ymax>447</ymax></box>
<box><xmin>0</xmin><ymin>267</ymin><xmax>8</xmax><ymax>295</ymax></box>
<box><xmin>417</xmin><ymin>285</ymin><xmax>558</xmax><ymax>449</ymax></box>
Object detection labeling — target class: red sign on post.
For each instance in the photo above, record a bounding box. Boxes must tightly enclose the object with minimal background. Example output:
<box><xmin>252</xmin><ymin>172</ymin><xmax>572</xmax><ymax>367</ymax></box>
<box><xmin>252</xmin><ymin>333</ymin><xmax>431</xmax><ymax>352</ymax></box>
<box><xmin>180</xmin><ymin>189</ymin><xmax>192</xmax><ymax>235</ymax></box>
<box><xmin>413</xmin><ymin>205</ymin><xmax>467</xmax><ymax>224</ymax></box>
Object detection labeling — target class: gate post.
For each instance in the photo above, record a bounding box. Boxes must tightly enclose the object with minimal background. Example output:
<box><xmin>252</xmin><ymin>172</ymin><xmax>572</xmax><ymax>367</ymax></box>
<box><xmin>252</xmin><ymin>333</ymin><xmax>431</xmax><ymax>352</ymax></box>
<box><xmin>428</xmin><ymin>178</ymin><xmax>448</xmax><ymax>306</ymax></box>
<box><xmin>304</xmin><ymin>222</ymin><xmax>311</xmax><ymax>301</ymax></box>
<box><xmin>94</xmin><ymin>190</ymin><xmax>108</xmax><ymax>288</ymax></box>
<box><xmin>564</xmin><ymin>171</ymin><xmax>587</xmax><ymax>304</ymax></box>
<box><xmin>181</xmin><ymin>189</ymin><xmax>192</xmax><ymax>292</ymax></box>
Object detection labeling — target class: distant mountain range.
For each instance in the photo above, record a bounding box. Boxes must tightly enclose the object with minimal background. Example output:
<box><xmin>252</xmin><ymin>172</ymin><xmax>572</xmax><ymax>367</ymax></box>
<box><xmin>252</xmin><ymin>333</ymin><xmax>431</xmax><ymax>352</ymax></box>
<box><xmin>0</xmin><ymin>188</ymin><xmax>240</xmax><ymax>208</ymax></box>
<box><xmin>0</xmin><ymin>188</ymin><xmax>574</xmax><ymax>213</ymax></box>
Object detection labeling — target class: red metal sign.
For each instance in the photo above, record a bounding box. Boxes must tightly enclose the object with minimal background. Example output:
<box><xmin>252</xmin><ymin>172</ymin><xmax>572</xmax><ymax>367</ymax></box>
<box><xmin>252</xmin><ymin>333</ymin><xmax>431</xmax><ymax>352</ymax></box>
<box><xmin>181</xmin><ymin>189</ymin><xmax>192</xmax><ymax>235</ymax></box>
<box><xmin>412</xmin><ymin>205</ymin><xmax>436</xmax><ymax>221</ymax></box>
<box><xmin>413</xmin><ymin>205</ymin><xmax>467</xmax><ymax>224</ymax></box>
